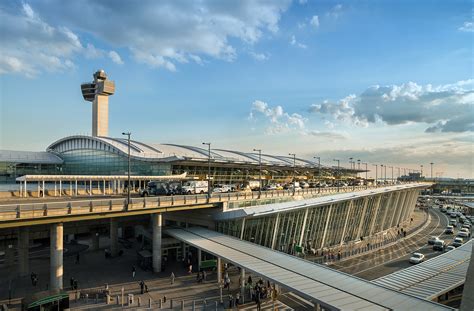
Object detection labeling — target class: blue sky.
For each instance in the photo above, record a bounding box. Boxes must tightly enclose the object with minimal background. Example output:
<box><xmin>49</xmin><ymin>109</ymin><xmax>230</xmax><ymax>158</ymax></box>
<box><xmin>0</xmin><ymin>0</ymin><xmax>473</xmax><ymax>178</ymax></box>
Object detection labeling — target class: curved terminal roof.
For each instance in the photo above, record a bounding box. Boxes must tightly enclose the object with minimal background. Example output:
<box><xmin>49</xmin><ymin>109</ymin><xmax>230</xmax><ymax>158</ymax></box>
<box><xmin>0</xmin><ymin>150</ymin><xmax>63</xmax><ymax>165</ymax></box>
<box><xmin>47</xmin><ymin>135</ymin><xmax>345</xmax><ymax>170</ymax></box>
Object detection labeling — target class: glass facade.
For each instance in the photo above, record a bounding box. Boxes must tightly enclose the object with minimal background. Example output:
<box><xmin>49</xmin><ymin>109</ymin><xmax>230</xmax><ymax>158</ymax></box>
<box><xmin>0</xmin><ymin>162</ymin><xmax>62</xmax><ymax>183</ymax></box>
<box><xmin>217</xmin><ymin>189</ymin><xmax>419</xmax><ymax>253</ymax></box>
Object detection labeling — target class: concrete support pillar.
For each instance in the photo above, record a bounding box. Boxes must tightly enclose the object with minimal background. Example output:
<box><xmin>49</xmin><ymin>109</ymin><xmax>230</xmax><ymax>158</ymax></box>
<box><xmin>197</xmin><ymin>248</ymin><xmax>202</xmax><ymax>271</ymax></box>
<box><xmin>50</xmin><ymin>223</ymin><xmax>64</xmax><ymax>290</ymax></box>
<box><xmin>217</xmin><ymin>257</ymin><xmax>222</xmax><ymax>284</ymax></box>
<box><xmin>59</xmin><ymin>180</ymin><xmax>62</xmax><ymax>197</ymax></box>
<box><xmin>24</xmin><ymin>180</ymin><xmax>27</xmax><ymax>197</ymax></box>
<box><xmin>298</xmin><ymin>208</ymin><xmax>310</xmax><ymax>246</ymax></box>
<box><xmin>42</xmin><ymin>180</ymin><xmax>45</xmax><ymax>197</ymax></box>
<box><xmin>91</xmin><ymin>232</ymin><xmax>100</xmax><ymax>251</ymax></box>
<box><xmin>240</xmin><ymin>218</ymin><xmax>246</xmax><ymax>240</ymax></box>
<box><xmin>110</xmin><ymin>218</ymin><xmax>119</xmax><ymax>257</ymax></box>
<box><xmin>18</xmin><ymin>227</ymin><xmax>29</xmax><ymax>276</ymax></box>
<box><xmin>75</xmin><ymin>180</ymin><xmax>78</xmax><ymax>196</ymax></box>
<box><xmin>320</xmin><ymin>205</ymin><xmax>333</xmax><ymax>248</ymax></box>
<box><xmin>271</xmin><ymin>213</ymin><xmax>281</xmax><ymax>250</ymax></box>
<box><xmin>152</xmin><ymin>213</ymin><xmax>162</xmax><ymax>273</ymax></box>
<box><xmin>54</xmin><ymin>181</ymin><xmax>57</xmax><ymax>196</ymax></box>
<box><xmin>240</xmin><ymin>268</ymin><xmax>245</xmax><ymax>297</ymax></box>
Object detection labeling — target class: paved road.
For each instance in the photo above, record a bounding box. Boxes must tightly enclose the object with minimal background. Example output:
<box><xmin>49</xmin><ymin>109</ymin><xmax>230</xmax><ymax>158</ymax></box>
<box><xmin>331</xmin><ymin>208</ymin><xmax>451</xmax><ymax>280</ymax></box>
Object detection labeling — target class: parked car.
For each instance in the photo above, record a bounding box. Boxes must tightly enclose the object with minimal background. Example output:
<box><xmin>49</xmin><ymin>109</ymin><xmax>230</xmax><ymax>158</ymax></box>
<box><xmin>449</xmin><ymin>219</ymin><xmax>457</xmax><ymax>226</ymax></box>
<box><xmin>457</xmin><ymin>231</ymin><xmax>470</xmax><ymax>238</ymax></box>
<box><xmin>462</xmin><ymin>223</ymin><xmax>471</xmax><ymax>230</ymax></box>
<box><xmin>212</xmin><ymin>184</ymin><xmax>233</xmax><ymax>193</ymax></box>
<box><xmin>444</xmin><ymin>245</ymin><xmax>456</xmax><ymax>252</ymax></box>
<box><xmin>444</xmin><ymin>226</ymin><xmax>454</xmax><ymax>234</ymax></box>
<box><xmin>428</xmin><ymin>236</ymin><xmax>439</xmax><ymax>245</ymax></box>
<box><xmin>433</xmin><ymin>239</ymin><xmax>445</xmax><ymax>251</ymax></box>
<box><xmin>452</xmin><ymin>237</ymin><xmax>464</xmax><ymax>247</ymax></box>
<box><xmin>409</xmin><ymin>253</ymin><xmax>425</xmax><ymax>264</ymax></box>
<box><xmin>263</xmin><ymin>184</ymin><xmax>277</xmax><ymax>191</ymax></box>
<box><xmin>440</xmin><ymin>207</ymin><xmax>447</xmax><ymax>213</ymax></box>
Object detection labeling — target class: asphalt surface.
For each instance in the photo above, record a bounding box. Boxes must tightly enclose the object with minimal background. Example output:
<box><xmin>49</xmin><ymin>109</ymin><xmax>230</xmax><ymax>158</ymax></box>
<box><xmin>330</xmin><ymin>208</ymin><xmax>453</xmax><ymax>280</ymax></box>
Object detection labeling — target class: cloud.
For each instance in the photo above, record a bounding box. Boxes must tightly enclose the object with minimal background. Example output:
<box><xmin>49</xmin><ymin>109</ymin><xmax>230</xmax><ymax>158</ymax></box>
<box><xmin>306</xmin><ymin>130</ymin><xmax>347</xmax><ymax>140</ymax></box>
<box><xmin>326</xmin><ymin>4</ymin><xmax>343</xmax><ymax>18</ymax></box>
<box><xmin>249</xmin><ymin>100</ymin><xmax>307</xmax><ymax>134</ymax></box>
<box><xmin>24</xmin><ymin>1</ymin><xmax>290</xmax><ymax>72</ymax></box>
<box><xmin>249</xmin><ymin>51</ymin><xmax>269</xmax><ymax>61</ymax></box>
<box><xmin>108</xmin><ymin>51</ymin><xmax>124</xmax><ymax>65</ymax></box>
<box><xmin>309</xmin><ymin>80</ymin><xmax>474</xmax><ymax>133</ymax></box>
<box><xmin>459</xmin><ymin>21</ymin><xmax>474</xmax><ymax>32</ymax></box>
<box><xmin>310</xmin><ymin>15</ymin><xmax>320</xmax><ymax>28</ymax></box>
<box><xmin>290</xmin><ymin>35</ymin><xmax>307</xmax><ymax>49</ymax></box>
<box><xmin>0</xmin><ymin>3</ymin><xmax>81</xmax><ymax>77</ymax></box>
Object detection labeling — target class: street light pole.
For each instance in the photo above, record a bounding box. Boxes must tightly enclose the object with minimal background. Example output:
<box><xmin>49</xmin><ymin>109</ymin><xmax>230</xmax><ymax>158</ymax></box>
<box><xmin>363</xmin><ymin>163</ymin><xmax>368</xmax><ymax>189</ymax></box>
<box><xmin>389</xmin><ymin>166</ymin><xmax>393</xmax><ymax>184</ymax></box>
<box><xmin>288</xmin><ymin>153</ymin><xmax>296</xmax><ymax>195</ymax></box>
<box><xmin>253</xmin><ymin>149</ymin><xmax>262</xmax><ymax>198</ymax></box>
<box><xmin>430</xmin><ymin>162</ymin><xmax>434</xmax><ymax>179</ymax></box>
<box><xmin>314</xmin><ymin>156</ymin><xmax>321</xmax><ymax>194</ymax></box>
<box><xmin>121</xmin><ymin>132</ymin><xmax>132</xmax><ymax>210</ymax></box>
<box><xmin>420</xmin><ymin>165</ymin><xmax>424</xmax><ymax>178</ymax></box>
<box><xmin>202</xmin><ymin>142</ymin><xmax>211</xmax><ymax>200</ymax></box>
<box><xmin>373</xmin><ymin>164</ymin><xmax>378</xmax><ymax>188</ymax></box>
<box><xmin>333</xmin><ymin>159</ymin><xmax>340</xmax><ymax>192</ymax></box>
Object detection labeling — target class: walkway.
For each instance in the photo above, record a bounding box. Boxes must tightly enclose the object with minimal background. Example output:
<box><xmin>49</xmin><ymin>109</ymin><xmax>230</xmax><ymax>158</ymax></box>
<box><xmin>165</xmin><ymin>227</ymin><xmax>453</xmax><ymax>311</ymax></box>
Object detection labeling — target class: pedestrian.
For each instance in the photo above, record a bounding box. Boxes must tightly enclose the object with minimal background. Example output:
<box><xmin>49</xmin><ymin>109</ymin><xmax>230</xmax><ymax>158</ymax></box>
<box><xmin>203</xmin><ymin>270</ymin><xmax>207</xmax><ymax>281</ymax></box>
<box><xmin>31</xmin><ymin>272</ymin><xmax>37</xmax><ymax>286</ymax></box>
<box><xmin>255</xmin><ymin>288</ymin><xmax>261</xmax><ymax>311</ymax></box>
<box><xmin>228</xmin><ymin>294</ymin><xmax>233</xmax><ymax>308</ymax></box>
<box><xmin>337</xmin><ymin>251</ymin><xmax>341</xmax><ymax>261</ymax></box>
<box><xmin>236</xmin><ymin>292</ymin><xmax>240</xmax><ymax>305</ymax></box>
<box><xmin>188</xmin><ymin>264</ymin><xmax>193</xmax><ymax>274</ymax></box>
<box><xmin>145</xmin><ymin>284</ymin><xmax>148</xmax><ymax>293</ymax></box>
<box><xmin>70</xmin><ymin>277</ymin><xmax>74</xmax><ymax>289</ymax></box>
<box><xmin>75</xmin><ymin>253</ymin><xmax>80</xmax><ymax>264</ymax></box>
<box><xmin>170</xmin><ymin>272</ymin><xmax>175</xmax><ymax>285</ymax></box>
<box><xmin>247</xmin><ymin>275</ymin><xmax>253</xmax><ymax>286</ymax></box>
<box><xmin>403</xmin><ymin>231</ymin><xmax>406</xmax><ymax>237</ymax></box>
<box><xmin>132</xmin><ymin>266</ymin><xmax>136</xmax><ymax>278</ymax></box>
<box><xmin>139</xmin><ymin>280</ymin><xmax>144</xmax><ymax>294</ymax></box>
<box><xmin>73</xmin><ymin>279</ymin><xmax>78</xmax><ymax>290</ymax></box>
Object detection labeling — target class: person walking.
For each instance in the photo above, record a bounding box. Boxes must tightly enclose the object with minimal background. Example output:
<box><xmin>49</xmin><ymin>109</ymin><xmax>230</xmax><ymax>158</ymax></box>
<box><xmin>170</xmin><ymin>272</ymin><xmax>175</xmax><ymax>285</ymax></box>
<box><xmin>202</xmin><ymin>270</ymin><xmax>207</xmax><ymax>281</ymax></box>
<box><xmin>139</xmin><ymin>280</ymin><xmax>144</xmax><ymax>294</ymax></box>
<box><xmin>75</xmin><ymin>253</ymin><xmax>80</xmax><ymax>264</ymax></box>
<box><xmin>132</xmin><ymin>266</ymin><xmax>136</xmax><ymax>278</ymax></box>
<box><xmin>70</xmin><ymin>277</ymin><xmax>75</xmax><ymax>289</ymax></box>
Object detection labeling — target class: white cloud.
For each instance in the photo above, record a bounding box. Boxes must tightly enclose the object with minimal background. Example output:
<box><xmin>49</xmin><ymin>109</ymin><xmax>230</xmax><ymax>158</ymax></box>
<box><xmin>249</xmin><ymin>100</ymin><xmax>307</xmax><ymax>134</ymax></box>
<box><xmin>290</xmin><ymin>35</ymin><xmax>307</xmax><ymax>49</ymax></box>
<box><xmin>23</xmin><ymin>1</ymin><xmax>290</xmax><ymax>72</ymax></box>
<box><xmin>0</xmin><ymin>3</ymin><xmax>82</xmax><ymax>77</ymax></box>
<box><xmin>459</xmin><ymin>21</ymin><xmax>474</xmax><ymax>32</ymax></box>
<box><xmin>108</xmin><ymin>51</ymin><xmax>124</xmax><ymax>65</ymax></box>
<box><xmin>306</xmin><ymin>130</ymin><xmax>347</xmax><ymax>140</ymax></box>
<box><xmin>310</xmin><ymin>15</ymin><xmax>320</xmax><ymax>28</ymax></box>
<box><xmin>326</xmin><ymin>4</ymin><xmax>343</xmax><ymax>18</ymax></box>
<box><xmin>249</xmin><ymin>52</ymin><xmax>269</xmax><ymax>61</ymax></box>
<box><xmin>309</xmin><ymin>80</ymin><xmax>474</xmax><ymax>133</ymax></box>
<box><xmin>298</xmin><ymin>0</ymin><xmax>308</xmax><ymax>4</ymax></box>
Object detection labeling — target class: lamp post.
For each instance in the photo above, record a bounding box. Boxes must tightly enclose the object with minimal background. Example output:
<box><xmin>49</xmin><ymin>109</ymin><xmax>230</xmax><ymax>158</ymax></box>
<box><xmin>121</xmin><ymin>132</ymin><xmax>131</xmax><ymax>210</ymax></box>
<box><xmin>389</xmin><ymin>166</ymin><xmax>393</xmax><ymax>184</ymax></box>
<box><xmin>349</xmin><ymin>159</ymin><xmax>355</xmax><ymax>191</ymax></box>
<box><xmin>363</xmin><ymin>163</ymin><xmax>368</xmax><ymax>189</ymax></box>
<box><xmin>314</xmin><ymin>156</ymin><xmax>321</xmax><ymax>193</ymax></box>
<box><xmin>253</xmin><ymin>149</ymin><xmax>262</xmax><ymax>198</ymax></box>
<box><xmin>289</xmin><ymin>153</ymin><xmax>296</xmax><ymax>195</ymax></box>
<box><xmin>430</xmin><ymin>162</ymin><xmax>434</xmax><ymax>179</ymax></box>
<box><xmin>420</xmin><ymin>164</ymin><xmax>424</xmax><ymax>178</ymax></box>
<box><xmin>202</xmin><ymin>142</ymin><xmax>211</xmax><ymax>200</ymax></box>
<box><xmin>333</xmin><ymin>159</ymin><xmax>340</xmax><ymax>192</ymax></box>
<box><xmin>380</xmin><ymin>164</ymin><xmax>384</xmax><ymax>185</ymax></box>
<box><xmin>373</xmin><ymin>164</ymin><xmax>378</xmax><ymax>188</ymax></box>
<box><xmin>397</xmin><ymin>167</ymin><xmax>400</xmax><ymax>180</ymax></box>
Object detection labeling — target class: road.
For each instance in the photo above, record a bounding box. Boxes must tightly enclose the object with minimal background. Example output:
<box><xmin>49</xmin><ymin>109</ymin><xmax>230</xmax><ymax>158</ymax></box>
<box><xmin>331</xmin><ymin>208</ymin><xmax>452</xmax><ymax>280</ymax></box>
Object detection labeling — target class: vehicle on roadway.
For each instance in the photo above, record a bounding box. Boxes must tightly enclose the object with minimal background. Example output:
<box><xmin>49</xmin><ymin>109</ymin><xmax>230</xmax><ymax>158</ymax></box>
<box><xmin>452</xmin><ymin>237</ymin><xmax>464</xmax><ymax>247</ymax></box>
<box><xmin>428</xmin><ymin>236</ymin><xmax>440</xmax><ymax>245</ymax></box>
<box><xmin>444</xmin><ymin>245</ymin><xmax>456</xmax><ymax>252</ymax></box>
<box><xmin>182</xmin><ymin>180</ymin><xmax>208</xmax><ymax>194</ymax></box>
<box><xmin>212</xmin><ymin>184</ymin><xmax>233</xmax><ymax>193</ymax></box>
<box><xmin>140</xmin><ymin>181</ymin><xmax>182</xmax><ymax>196</ymax></box>
<box><xmin>409</xmin><ymin>253</ymin><xmax>425</xmax><ymax>264</ymax></box>
<box><xmin>433</xmin><ymin>239</ymin><xmax>446</xmax><ymax>251</ymax></box>
<box><xmin>444</xmin><ymin>225</ymin><xmax>454</xmax><ymax>234</ymax></box>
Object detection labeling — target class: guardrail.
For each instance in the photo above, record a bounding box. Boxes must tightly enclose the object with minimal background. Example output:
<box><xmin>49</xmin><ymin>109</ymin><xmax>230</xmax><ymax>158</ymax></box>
<box><xmin>0</xmin><ymin>185</ymin><xmax>396</xmax><ymax>223</ymax></box>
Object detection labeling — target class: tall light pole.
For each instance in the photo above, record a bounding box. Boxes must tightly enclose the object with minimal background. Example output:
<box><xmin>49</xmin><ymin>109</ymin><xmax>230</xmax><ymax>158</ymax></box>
<box><xmin>373</xmin><ymin>164</ymin><xmax>378</xmax><ymax>188</ymax></box>
<box><xmin>289</xmin><ymin>153</ymin><xmax>296</xmax><ymax>195</ymax></box>
<box><xmin>363</xmin><ymin>163</ymin><xmax>368</xmax><ymax>189</ymax></box>
<box><xmin>253</xmin><ymin>149</ymin><xmax>262</xmax><ymax>198</ymax></box>
<box><xmin>389</xmin><ymin>166</ymin><xmax>393</xmax><ymax>184</ymax></box>
<box><xmin>349</xmin><ymin>159</ymin><xmax>355</xmax><ymax>191</ymax></box>
<box><xmin>314</xmin><ymin>156</ymin><xmax>321</xmax><ymax>193</ymax></box>
<box><xmin>202</xmin><ymin>142</ymin><xmax>211</xmax><ymax>199</ymax></box>
<box><xmin>430</xmin><ymin>162</ymin><xmax>434</xmax><ymax>179</ymax></box>
<box><xmin>333</xmin><ymin>159</ymin><xmax>340</xmax><ymax>192</ymax></box>
<box><xmin>380</xmin><ymin>164</ymin><xmax>384</xmax><ymax>184</ymax></box>
<box><xmin>122</xmin><ymin>132</ymin><xmax>131</xmax><ymax>210</ymax></box>
<box><xmin>420</xmin><ymin>165</ymin><xmax>424</xmax><ymax>178</ymax></box>
<box><xmin>397</xmin><ymin>167</ymin><xmax>400</xmax><ymax>180</ymax></box>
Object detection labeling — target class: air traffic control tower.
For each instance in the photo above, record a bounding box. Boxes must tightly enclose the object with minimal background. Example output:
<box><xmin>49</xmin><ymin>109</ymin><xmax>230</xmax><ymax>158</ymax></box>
<box><xmin>81</xmin><ymin>70</ymin><xmax>115</xmax><ymax>137</ymax></box>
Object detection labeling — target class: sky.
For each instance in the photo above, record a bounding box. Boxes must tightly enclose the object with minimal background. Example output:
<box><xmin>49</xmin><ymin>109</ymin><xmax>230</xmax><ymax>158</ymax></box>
<box><xmin>0</xmin><ymin>0</ymin><xmax>473</xmax><ymax>178</ymax></box>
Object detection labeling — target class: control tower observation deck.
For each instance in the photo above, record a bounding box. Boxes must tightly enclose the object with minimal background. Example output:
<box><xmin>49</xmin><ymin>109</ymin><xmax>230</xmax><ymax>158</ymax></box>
<box><xmin>80</xmin><ymin>70</ymin><xmax>115</xmax><ymax>137</ymax></box>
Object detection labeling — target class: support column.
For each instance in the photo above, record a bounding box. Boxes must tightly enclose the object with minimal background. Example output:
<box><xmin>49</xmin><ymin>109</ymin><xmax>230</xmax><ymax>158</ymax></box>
<box><xmin>271</xmin><ymin>213</ymin><xmax>281</xmax><ymax>250</ymax></box>
<box><xmin>340</xmin><ymin>201</ymin><xmax>353</xmax><ymax>245</ymax></box>
<box><xmin>369</xmin><ymin>195</ymin><xmax>383</xmax><ymax>236</ymax></box>
<box><xmin>356</xmin><ymin>197</ymin><xmax>369</xmax><ymax>239</ymax></box>
<box><xmin>197</xmin><ymin>248</ymin><xmax>202</xmax><ymax>271</ymax></box>
<box><xmin>217</xmin><ymin>257</ymin><xmax>222</xmax><ymax>284</ymax></box>
<box><xmin>240</xmin><ymin>218</ymin><xmax>246</xmax><ymax>240</ymax></box>
<box><xmin>240</xmin><ymin>268</ymin><xmax>245</xmax><ymax>298</ymax></box>
<box><xmin>91</xmin><ymin>232</ymin><xmax>100</xmax><ymax>251</ymax></box>
<box><xmin>50</xmin><ymin>223</ymin><xmax>64</xmax><ymax>290</ymax></box>
<box><xmin>18</xmin><ymin>227</ymin><xmax>29</xmax><ymax>276</ymax></box>
<box><xmin>24</xmin><ymin>180</ymin><xmax>27</xmax><ymax>197</ymax></box>
<box><xmin>152</xmin><ymin>213</ymin><xmax>162</xmax><ymax>273</ymax></box>
<box><xmin>5</xmin><ymin>244</ymin><xmax>15</xmax><ymax>268</ymax></box>
<box><xmin>75</xmin><ymin>180</ymin><xmax>78</xmax><ymax>196</ymax></box>
<box><xmin>59</xmin><ymin>180</ymin><xmax>62</xmax><ymax>197</ymax></box>
<box><xmin>320</xmin><ymin>204</ymin><xmax>333</xmax><ymax>248</ymax></box>
<box><xmin>298</xmin><ymin>208</ymin><xmax>310</xmax><ymax>246</ymax></box>
<box><xmin>110</xmin><ymin>218</ymin><xmax>119</xmax><ymax>257</ymax></box>
<box><xmin>42</xmin><ymin>180</ymin><xmax>45</xmax><ymax>197</ymax></box>
<box><xmin>54</xmin><ymin>181</ymin><xmax>57</xmax><ymax>196</ymax></box>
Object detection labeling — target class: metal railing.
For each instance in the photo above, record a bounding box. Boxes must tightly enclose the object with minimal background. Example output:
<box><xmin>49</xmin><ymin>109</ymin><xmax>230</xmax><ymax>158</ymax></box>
<box><xmin>0</xmin><ymin>185</ymin><xmax>404</xmax><ymax>223</ymax></box>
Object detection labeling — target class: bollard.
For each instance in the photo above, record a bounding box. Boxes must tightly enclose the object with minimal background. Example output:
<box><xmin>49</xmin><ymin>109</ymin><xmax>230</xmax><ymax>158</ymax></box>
<box><xmin>116</xmin><ymin>295</ymin><xmax>120</xmax><ymax>305</ymax></box>
<box><xmin>192</xmin><ymin>300</ymin><xmax>196</xmax><ymax>311</ymax></box>
<box><xmin>85</xmin><ymin>293</ymin><xmax>88</xmax><ymax>303</ymax></box>
<box><xmin>215</xmin><ymin>301</ymin><xmax>218</xmax><ymax>310</ymax></box>
<box><xmin>95</xmin><ymin>293</ymin><xmax>98</xmax><ymax>303</ymax></box>
<box><xmin>149</xmin><ymin>298</ymin><xmax>152</xmax><ymax>308</ymax></box>
<box><xmin>204</xmin><ymin>298</ymin><xmax>207</xmax><ymax>309</ymax></box>
<box><xmin>170</xmin><ymin>299</ymin><xmax>173</xmax><ymax>309</ymax></box>
<box><xmin>158</xmin><ymin>298</ymin><xmax>162</xmax><ymax>308</ymax></box>
<box><xmin>137</xmin><ymin>297</ymin><xmax>141</xmax><ymax>307</ymax></box>
<box><xmin>181</xmin><ymin>300</ymin><xmax>185</xmax><ymax>310</ymax></box>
